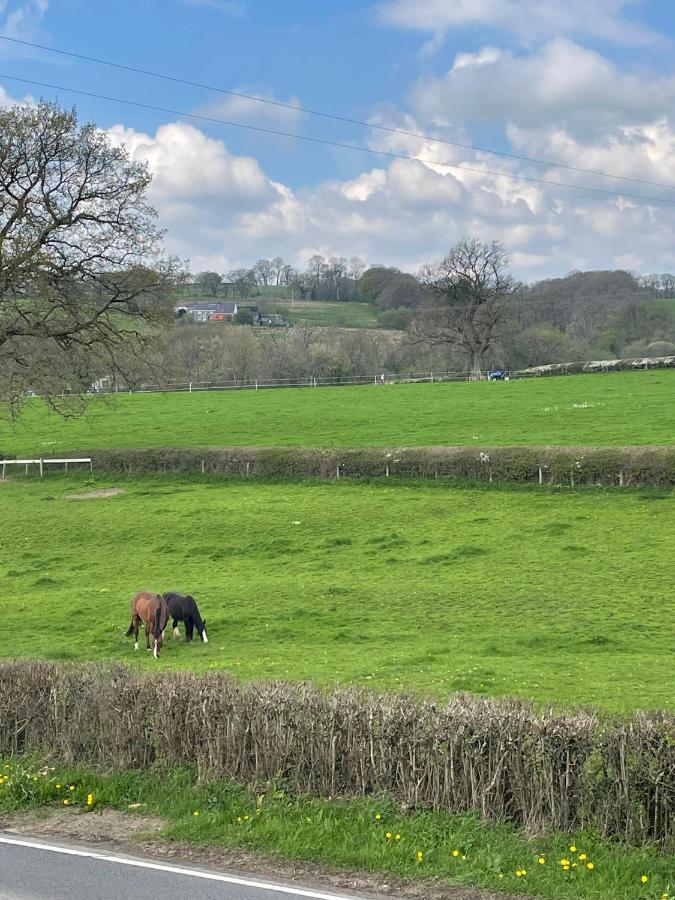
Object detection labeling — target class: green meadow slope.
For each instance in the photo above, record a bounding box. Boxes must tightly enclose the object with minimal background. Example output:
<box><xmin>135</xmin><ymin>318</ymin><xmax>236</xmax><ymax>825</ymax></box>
<box><xmin>1</xmin><ymin>476</ymin><xmax>672</xmax><ymax>711</ymax></box>
<box><xmin>2</xmin><ymin>370</ymin><xmax>673</xmax><ymax>454</ymax></box>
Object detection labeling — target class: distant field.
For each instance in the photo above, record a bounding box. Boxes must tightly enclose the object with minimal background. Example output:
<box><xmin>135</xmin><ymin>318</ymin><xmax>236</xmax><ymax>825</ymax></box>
<box><xmin>2</xmin><ymin>370</ymin><xmax>673</xmax><ymax>455</ymax></box>
<box><xmin>1</xmin><ymin>476</ymin><xmax>672</xmax><ymax>711</ymax></box>
<box><xmin>273</xmin><ymin>299</ymin><xmax>379</xmax><ymax>328</ymax></box>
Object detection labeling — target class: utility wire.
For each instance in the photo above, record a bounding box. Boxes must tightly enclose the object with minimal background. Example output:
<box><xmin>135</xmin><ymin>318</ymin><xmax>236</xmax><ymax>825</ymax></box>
<box><xmin>2</xmin><ymin>32</ymin><xmax>674</xmax><ymax>193</ymax></box>
<box><xmin>2</xmin><ymin>72</ymin><xmax>675</xmax><ymax>207</ymax></box>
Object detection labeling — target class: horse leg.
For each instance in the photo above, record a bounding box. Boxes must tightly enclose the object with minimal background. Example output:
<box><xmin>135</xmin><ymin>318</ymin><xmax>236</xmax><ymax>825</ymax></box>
<box><xmin>173</xmin><ymin>618</ymin><xmax>181</xmax><ymax>640</ymax></box>
<box><xmin>131</xmin><ymin>615</ymin><xmax>140</xmax><ymax>651</ymax></box>
<box><xmin>145</xmin><ymin>623</ymin><xmax>152</xmax><ymax>651</ymax></box>
<box><xmin>185</xmin><ymin>616</ymin><xmax>194</xmax><ymax>642</ymax></box>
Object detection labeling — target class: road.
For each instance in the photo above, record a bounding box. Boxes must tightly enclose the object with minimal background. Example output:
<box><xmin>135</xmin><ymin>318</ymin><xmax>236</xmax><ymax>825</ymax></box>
<box><xmin>0</xmin><ymin>835</ymin><xmax>378</xmax><ymax>900</ymax></box>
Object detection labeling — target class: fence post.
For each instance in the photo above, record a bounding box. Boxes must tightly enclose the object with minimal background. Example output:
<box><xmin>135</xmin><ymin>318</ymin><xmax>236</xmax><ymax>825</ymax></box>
<box><xmin>538</xmin><ymin>466</ymin><xmax>543</xmax><ymax>485</ymax></box>
<box><xmin>39</xmin><ymin>458</ymin><xmax>43</xmax><ymax>477</ymax></box>
<box><xmin>1</xmin><ymin>461</ymin><xmax>5</xmax><ymax>479</ymax></box>
<box><xmin>255</xmin><ymin>380</ymin><xmax>258</xmax><ymax>390</ymax></box>
<box><xmin>189</xmin><ymin>382</ymin><xmax>192</xmax><ymax>393</ymax></box>
<box><xmin>385</xmin><ymin>464</ymin><xmax>389</xmax><ymax>477</ymax></box>
<box><xmin>619</xmin><ymin>470</ymin><xmax>624</xmax><ymax>487</ymax></box>
<box><xmin>336</xmin><ymin>465</ymin><xmax>340</xmax><ymax>480</ymax></box>
<box><xmin>430</xmin><ymin>371</ymin><xmax>434</xmax><ymax>383</ymax></box>
<box><xmin>201</xmin><ymin>459</ymin><xmax>205</xmax><ymax>474</ymax></box>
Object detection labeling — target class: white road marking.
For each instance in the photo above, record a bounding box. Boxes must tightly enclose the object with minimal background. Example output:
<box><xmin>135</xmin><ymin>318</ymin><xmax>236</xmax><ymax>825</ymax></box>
<box><xmin>0</xmin><ymin>836</ymin><xmax>365</xmax><ymax>900</ymax></box>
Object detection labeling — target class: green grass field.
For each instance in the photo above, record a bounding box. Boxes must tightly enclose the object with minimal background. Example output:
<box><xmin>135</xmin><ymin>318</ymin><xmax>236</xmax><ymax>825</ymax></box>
<box><xmin>277</xmin><ymin>300</ymin><xmax>380</xmax><ymax>328</ymax></box>
<box><xmin>2</xmin><ymin>370</ymin><xmax>673</xmax><ymax>455</ymax></box>
<box><xmin>2</xmin><ymin>476</ymin><xmax>672</xmax><ymax>711</ymax></box>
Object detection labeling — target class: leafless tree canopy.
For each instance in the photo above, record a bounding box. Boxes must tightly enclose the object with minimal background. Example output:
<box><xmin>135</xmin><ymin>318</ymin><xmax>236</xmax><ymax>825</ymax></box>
<box><xmin>0</xmin><ymin>101</ymin><xmax>180</xmax><ymax>414</ymax></box>
<box><xmin>416</xmin><ymin>238</ymin><xmax>518</xmax><ymax>377</ymax></box>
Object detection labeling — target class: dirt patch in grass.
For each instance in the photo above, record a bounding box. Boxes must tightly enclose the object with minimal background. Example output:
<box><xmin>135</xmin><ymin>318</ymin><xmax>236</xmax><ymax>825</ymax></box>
<box><xmin>65</xmin><ymin>488</ymin><xmax>125</xmax><ymax>500</ymax></box>
<box><xmin>0</xmin><ymin>808</ymin><xmax>512</xmax><ymax>900</ymax></box>
<box><xmin>0</xmin><ymin>806</ymin><xmax>164</xmax><ymax>843</ymax></box>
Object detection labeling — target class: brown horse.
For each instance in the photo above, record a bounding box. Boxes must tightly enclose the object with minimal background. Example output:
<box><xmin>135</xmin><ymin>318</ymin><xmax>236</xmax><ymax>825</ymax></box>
<box><xmin>125</xmin><ymin>591</ymin><xmax>169</xmax><ymax>658</ymax></box>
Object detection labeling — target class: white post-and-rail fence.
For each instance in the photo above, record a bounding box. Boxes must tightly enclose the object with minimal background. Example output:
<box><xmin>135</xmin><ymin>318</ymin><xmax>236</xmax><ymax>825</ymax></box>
<box><xmin>0</xmin><ymin>458</ymin><xmax>92</xmax><ymax>478</ymax></box>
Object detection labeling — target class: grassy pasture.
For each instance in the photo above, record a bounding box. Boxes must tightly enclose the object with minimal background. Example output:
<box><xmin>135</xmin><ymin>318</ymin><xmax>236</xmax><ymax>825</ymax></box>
<box><xmin>274</xmin><ymin>299</ymin><xmax>380</xmax><ymax>328</ymax></box>
<box><xmin>2</xmin><ymin>370</ymin><xmax>673</xmax><ymax>455</ymax></box>
<box><xmin>1</xmin><ymin>476</ymin><xmax>672</xmax><ymax>711</ymax></box>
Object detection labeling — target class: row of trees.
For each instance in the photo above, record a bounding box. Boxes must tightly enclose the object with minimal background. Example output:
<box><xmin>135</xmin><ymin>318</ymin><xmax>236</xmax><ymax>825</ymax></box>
<box><xmin>195</xmin><ymin>255</ymin><xmax>368</xmax><ymax>302</ymax></box>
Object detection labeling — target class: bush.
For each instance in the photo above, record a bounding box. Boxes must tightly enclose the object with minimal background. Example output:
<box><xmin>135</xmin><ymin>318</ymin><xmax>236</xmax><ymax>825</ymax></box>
<box><xmin>83</xmin><ymin>445</ymin><xmax>675</xmax><ymax>486</ymax></box>
<box><xmin>0</xmin><ymin>662</ymin><xmax>671</xmax><ymax>846</ymax></box>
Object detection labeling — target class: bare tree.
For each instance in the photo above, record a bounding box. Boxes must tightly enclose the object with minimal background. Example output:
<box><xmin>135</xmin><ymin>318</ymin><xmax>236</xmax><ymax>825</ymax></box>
<box><xmin>252</xmin><ymin>258</ymin><xmax>273</xmax><ymax>286</ymax></box>
<box><xmin>348</xmin><ymin>256</ymin><xmax>366</xmax><ymax>281</ymax></box>
<box><xmin>227</xmin><ymin>268</ymin><xmax>256</xmax><ymax>298</ymax></box>
<box><xmin>270</xmin><ymin>256</ymin><xmax>285</xmax><ymax>286</ymax></box>
<box><xmin>416</xmin><ymin>238</ymin><xmax>517</xmax><ymax>378</ymax></box>
<box><xmin>0</xmin><ymin>101</ymin><xmax>179</xmax><ymax>414</ymax></box>
<box><xmin>195</xmin><ymin>271</ymin><xmax>222</xmax><ymax>296</ymax></box>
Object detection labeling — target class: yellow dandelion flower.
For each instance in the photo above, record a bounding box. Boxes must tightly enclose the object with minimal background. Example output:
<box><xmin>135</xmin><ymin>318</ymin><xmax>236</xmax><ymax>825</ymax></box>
<box><xmin>569</xmin><ymin>845</ymin><xmax>577</xmax><ymax>852</ymax></box>
<box><xmin>560</xmin><ymin>859</ymin><xmax>570</xmax><ymax>866</ymax></box>
<box><xmin>586</xmin><ymin>863</ymin><xmax>594</xmax><ymax>870</ymax></box>
<box><xmin>386</xmin><ymin>832</ymin><xmax>392</xmax><ymax>840</ymax></box>
<box><xmin>572</xmin><ymin>863</ymin><xmax>578</xmax><ymax>868</ymax></box>
<box><xmin>416</xmin><ymin>851</ymin><xmax>424</xmax><ymax>861</ymax></box>
<box><xmin>578</xmin><ymin>853</ymin><xmax>587</xmax><ymax>861</ymax></box>
<box><xmin>522</xmin><ymin>869</ymin><xmax>527</xmax><ymax>876</ymax></box>
<box><xmin>244</xmin><ymin>815</ymin><xmax>250</xmax><ymax>821</ymax></box>
<box><xmin>193</xmin><ymin>811</ymin><xmax>199</xmax><ymax>817</ymax></box>
<box><xmin>538</xmin><ymin>857</ymin><xmax>546</xmax><ymax>864</ymax></box>
<box><xmin>661</xmin><ymin>893</ymin><xmax>669</xmax><ymax>900</ymax></box>
<box><xmin>452</xmin><ymin>849</ymin><xmax>460</xmax><ymax>857</ymax></box>
<box><xmin>56</xmin><ymin>784</ymin><xmax>61</xmax><ymax>789</ymax></box>
<box><xmin>395</xmin><ymin>834</ymin><xmax>401</xmax><ymax>841</ymax></box>
<box><xmin>498</xmin><ymin>874</ymin><xmax>504</xmax><ymax>879</ymax></box>
<box><xmin>462</xmin><ymin>855</ymin><xmax>467</xmax><ymax>861</ymax></box>
<box><xmin>641</xmin><ymin>875</ymin><xmax>649</xmax><ymax>884</ymax></box>
<box><xmin>375</xmin><ymin>813</ymin><xmax>382</xmax><ymax>821</ymax></box>
<box><xmin>516</xmin><ymin>870</ymin><xmax>522</xmax><ymax>877</ymax></box>
<box><xmin>63</xmin><ymin>798</ymin><xmax>70</xmax><ymax>806</ymax></box>
<box><xmin>69</xmin><ymin>785</ymin><xmax>75</xmax><ymax>791</ymax></box>
<box><xmin>86</xmin><ymin>794</ymin><xmax>94</xmax><ymax>806</ymax></box>
<box><xmin>563</xmin><ymin>865</ymin><xmax>570</xmax><ymax>871</ymax></box>
<box><xmin>236</xmin><ymin>816</ymin><xmax>242</xmax><ymax>823</ymax></box>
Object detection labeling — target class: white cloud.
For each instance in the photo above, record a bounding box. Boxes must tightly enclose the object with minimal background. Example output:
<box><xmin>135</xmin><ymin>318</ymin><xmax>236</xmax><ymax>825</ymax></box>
<box><xmin>0</xmin><ymin>0</ymin><xmax>48</xmax><ymax>56</ymax></box>
<box><xmin>196</xmin><ymin>88</ymin><xmax>304</xmax><ymax>131</ymax></box>
<box><xmin>410</xmin><ymin>39</ymin><xmax>675</xmax><ymax>139</ymax></box>
<box><xmin>106</xmin><ymin>117</ymin><xmax>675</xmax><ymax>280</ymax></box>
<box><xmin>376</xmin><ymin>0</ymin><xmax>660</xmax><ymax>47</ymax></box>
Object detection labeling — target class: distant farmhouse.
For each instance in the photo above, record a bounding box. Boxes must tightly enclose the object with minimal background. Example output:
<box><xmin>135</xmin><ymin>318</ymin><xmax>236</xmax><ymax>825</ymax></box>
<box><xmin>174</xmin><ymin>301</ymin><xmax>288</xmax><ymax>326</ymax></box>
<box><xmin>175</xmin><ymin>301</ymin><xmax>238</xmax><ymax>322</ymax></box>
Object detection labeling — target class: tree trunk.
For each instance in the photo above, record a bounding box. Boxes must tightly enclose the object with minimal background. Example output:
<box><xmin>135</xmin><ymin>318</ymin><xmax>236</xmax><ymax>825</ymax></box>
<box><xmin>469</xmin><ymin>350</ymin><xmax>483</xmax><ymax>380</ymax></box>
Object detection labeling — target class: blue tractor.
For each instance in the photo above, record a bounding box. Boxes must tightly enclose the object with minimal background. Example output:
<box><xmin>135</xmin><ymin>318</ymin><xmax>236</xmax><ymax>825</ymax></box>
<box><xmin>488</xmin><ymin>370</ymin><xmax>510</xmax><ymax>381</ymax></box>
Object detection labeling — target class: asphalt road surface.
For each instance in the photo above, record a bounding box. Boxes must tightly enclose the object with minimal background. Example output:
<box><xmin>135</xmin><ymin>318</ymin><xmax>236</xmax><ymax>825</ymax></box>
<box><xmin>0</xmin><ymin>835</ymin><xmax>377</xmax><ymax>900</ymax></box>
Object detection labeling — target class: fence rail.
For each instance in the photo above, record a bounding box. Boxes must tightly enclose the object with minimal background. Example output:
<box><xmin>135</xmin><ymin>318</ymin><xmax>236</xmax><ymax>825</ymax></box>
<box><xmin>0</xmin><ymin>458</ymin><xmax>92</xmax><ymax>477</ymax></box>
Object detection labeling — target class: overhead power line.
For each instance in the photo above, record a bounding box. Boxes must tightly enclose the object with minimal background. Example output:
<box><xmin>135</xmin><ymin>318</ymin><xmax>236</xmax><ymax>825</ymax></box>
<box><xmin>1</xmin><ymin>32</ymin><xmax>675</xmax><ymax>193</ymax></box>
<box><xmin>2</xmin><ymin>72</ymin><xmax>675</xmax><ymax>207</ymax></box>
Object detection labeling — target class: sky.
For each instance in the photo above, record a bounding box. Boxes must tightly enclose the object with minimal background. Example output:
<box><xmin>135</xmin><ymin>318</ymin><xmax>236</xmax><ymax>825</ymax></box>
<box><xmin>1</xmin><ymin>0</ymin><xmax>675</xmax><ymax>280</ymax></box>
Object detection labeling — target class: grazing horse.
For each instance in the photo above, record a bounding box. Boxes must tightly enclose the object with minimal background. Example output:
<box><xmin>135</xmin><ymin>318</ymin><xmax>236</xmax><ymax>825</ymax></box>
<box><xmin>162</xmin><ymin>592</ymin><xmax>208</xmax><ymax>643</ymax></box>
<box><xmin>125</xmin><ymin>591</ymin><xmax>169</xmax><ymax>658</ymax></box>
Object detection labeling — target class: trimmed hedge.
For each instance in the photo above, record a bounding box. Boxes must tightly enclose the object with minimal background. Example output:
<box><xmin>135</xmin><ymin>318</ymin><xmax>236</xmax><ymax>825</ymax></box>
<box><xmin>81</xmin><ymin>445</ymin><xmax>675</xmax><ymax>486</ymax></box>
<box><xmin>514</xmin><ymin>354</ymin><xmax>675</xmax><ymax>378</ymax></box>
<box><xmin>0</xmin><ymin>662</ymin><xmax>672</xmax><ymax>846</ymax></box>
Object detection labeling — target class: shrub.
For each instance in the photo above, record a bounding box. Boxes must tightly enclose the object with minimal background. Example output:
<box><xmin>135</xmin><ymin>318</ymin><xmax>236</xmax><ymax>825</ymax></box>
<box><xmin>0</xmin><ymin>662</ymin><xmax>671</xmax><ymax>847</ymax></box>
<box><xmin>83</xmin><ymin>445</ymin><xmax>675</xmax><ymax>486</ymax></box>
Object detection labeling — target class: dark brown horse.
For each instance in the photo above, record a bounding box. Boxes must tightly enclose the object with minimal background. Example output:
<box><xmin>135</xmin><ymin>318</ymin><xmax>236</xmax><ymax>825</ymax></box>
<box><xmin>125</xmin><ymin>591</ymin><xmax>169</xmax><ymax>658</ymax></box>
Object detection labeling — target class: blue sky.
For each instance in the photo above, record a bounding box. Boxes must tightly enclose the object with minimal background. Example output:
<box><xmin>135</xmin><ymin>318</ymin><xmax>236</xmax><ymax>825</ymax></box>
<box><xmin>1</xmin><ymin>0</ymin><xmax>675</xmax><ymax>278</ymax></box>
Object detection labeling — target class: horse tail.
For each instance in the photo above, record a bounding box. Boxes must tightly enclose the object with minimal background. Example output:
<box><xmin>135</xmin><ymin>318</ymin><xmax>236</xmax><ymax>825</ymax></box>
<box><xmin>125</xmin><ymin>622</ymin><xmax>134</xmax><ymax>637</ymax></box>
